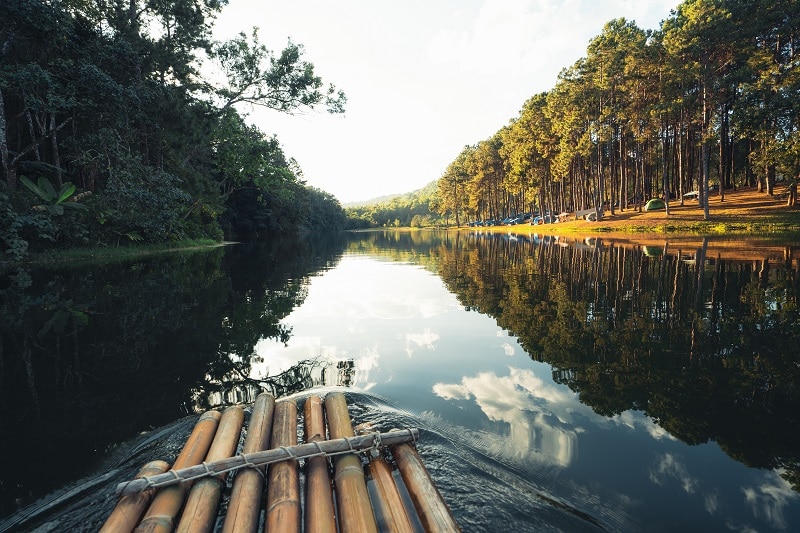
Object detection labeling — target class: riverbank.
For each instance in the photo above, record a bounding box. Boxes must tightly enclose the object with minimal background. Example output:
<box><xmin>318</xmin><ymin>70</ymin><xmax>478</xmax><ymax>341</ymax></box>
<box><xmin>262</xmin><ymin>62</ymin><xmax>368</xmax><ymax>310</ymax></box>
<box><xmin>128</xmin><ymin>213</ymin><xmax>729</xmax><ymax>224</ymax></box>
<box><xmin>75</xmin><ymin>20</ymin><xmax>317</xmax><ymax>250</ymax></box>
<box><xmin>476</xmin><ymin>186</ymin><xmax>800</xmax><ymax>239</ymax></box>
<box><xmin>0</xmin><ymin>239</ymin><xmax>230</xmax><ymax>271</ymax></box>
<box><xmin>463</xmin><ymin>186</ymin><xmax>800</xmax><ymax>264</ymax></box>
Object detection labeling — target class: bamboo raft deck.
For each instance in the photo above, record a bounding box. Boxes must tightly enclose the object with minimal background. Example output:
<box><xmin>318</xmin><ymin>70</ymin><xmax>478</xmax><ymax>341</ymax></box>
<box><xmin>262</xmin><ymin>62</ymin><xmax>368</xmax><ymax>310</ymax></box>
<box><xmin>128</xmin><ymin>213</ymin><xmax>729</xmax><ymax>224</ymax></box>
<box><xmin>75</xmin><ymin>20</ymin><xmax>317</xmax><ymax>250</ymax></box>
<box><xmin>101</xmin><ymin>392</ymin><xmax>460</xmax><ymax>532</ymax></box>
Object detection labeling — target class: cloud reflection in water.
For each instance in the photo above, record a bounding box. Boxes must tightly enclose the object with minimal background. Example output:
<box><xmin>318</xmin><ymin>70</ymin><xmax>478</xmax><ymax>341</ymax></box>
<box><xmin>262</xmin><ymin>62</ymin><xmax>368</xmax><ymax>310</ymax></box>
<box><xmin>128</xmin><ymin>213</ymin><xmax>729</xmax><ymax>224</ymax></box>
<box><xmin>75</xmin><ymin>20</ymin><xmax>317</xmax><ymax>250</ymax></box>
<box><xmin>433</xmin><ymin>367</ymin><xmax>592</xmax><ymax>467</ymax></box>
<box><xmin>742</xmin><ymin>469</ymin><xmax>800</xmax><ymax>530</ymax></box>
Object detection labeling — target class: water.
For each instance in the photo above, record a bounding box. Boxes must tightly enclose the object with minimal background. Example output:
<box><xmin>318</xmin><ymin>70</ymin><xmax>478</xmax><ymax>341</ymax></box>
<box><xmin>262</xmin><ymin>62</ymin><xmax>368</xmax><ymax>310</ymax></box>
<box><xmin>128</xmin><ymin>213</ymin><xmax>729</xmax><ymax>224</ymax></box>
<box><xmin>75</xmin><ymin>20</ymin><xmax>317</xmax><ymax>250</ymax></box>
<box><xmin>1</xmin><ymin>231</ymin><xmax>799</xmax><ymax>531</ymax></box>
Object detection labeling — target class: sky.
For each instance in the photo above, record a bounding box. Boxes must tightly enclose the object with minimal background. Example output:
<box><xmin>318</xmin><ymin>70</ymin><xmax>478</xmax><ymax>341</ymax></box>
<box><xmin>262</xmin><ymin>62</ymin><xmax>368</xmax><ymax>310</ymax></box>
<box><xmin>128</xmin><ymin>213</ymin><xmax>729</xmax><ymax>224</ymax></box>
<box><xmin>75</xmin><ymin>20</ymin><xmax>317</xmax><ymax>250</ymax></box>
<box><xmin>212</xmin><ymin>0</ymin><xmax>679</xmax><ymax>204</ymax></box>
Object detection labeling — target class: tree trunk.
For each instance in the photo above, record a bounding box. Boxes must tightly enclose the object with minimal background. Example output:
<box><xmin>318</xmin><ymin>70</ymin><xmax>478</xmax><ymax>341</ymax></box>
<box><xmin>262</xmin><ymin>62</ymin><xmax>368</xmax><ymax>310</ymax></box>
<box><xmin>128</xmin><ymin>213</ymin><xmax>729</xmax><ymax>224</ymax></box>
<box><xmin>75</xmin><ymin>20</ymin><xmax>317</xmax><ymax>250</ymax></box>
<box><xmin>758</xmin><ymin>136</ymin><xmax>767</xmax><ymax>193</ymax></box>
<box><xmin>787</xmin><ymin>180</ymin><xmax>797</xmax><ymax>207</ymax></box>
<box><xmin>663</xmin><ymin>123</ymin><xmax>670</xmax><ymax>215</ymax></box>
<box><xmin>609</xmin><ymin>137</ymin><xmax>616</xmax><ymax>216</ymax></box>
<box><xmin>701</xmin><ymin>78</ymin><xmax>710</xmax><ymax>221</ymax></box>
<box><xmin>677</xmin><ymin>119</ymin><xmax>684</xmax><ymax>204</ymax></box>
<box><xmin>0</xmin><ymin>88</ymin><xmax>15</xmax><ymax>190</ymax></box>
<box><xmin>767</xmin><ymin>164</ymin><xmax>776</xmax><ymax>195</ymax></box>
<box><xmin>50</xmin><ymin>113</ymin><xmax>63</xmax><ymax>189</ymax></box>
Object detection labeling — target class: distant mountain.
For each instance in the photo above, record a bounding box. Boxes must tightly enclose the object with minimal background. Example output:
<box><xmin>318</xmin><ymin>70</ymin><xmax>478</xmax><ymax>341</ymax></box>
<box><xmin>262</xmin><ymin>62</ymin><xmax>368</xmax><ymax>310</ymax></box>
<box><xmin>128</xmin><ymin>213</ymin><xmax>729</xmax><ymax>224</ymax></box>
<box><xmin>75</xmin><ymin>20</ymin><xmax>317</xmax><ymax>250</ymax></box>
<box><xmin>343</xmin><ymin>193</ymin><xmax>404</xmax><ymax>208</ymax></box>
<box><xmin>343</xmin><ymin>180</ymin><xmax>437</xmax><ymax>208</ymax></box>
<box><xmin>343</xmin><ymin>180</ymin><xmax>442</xmax><ymax>229</ymax></box>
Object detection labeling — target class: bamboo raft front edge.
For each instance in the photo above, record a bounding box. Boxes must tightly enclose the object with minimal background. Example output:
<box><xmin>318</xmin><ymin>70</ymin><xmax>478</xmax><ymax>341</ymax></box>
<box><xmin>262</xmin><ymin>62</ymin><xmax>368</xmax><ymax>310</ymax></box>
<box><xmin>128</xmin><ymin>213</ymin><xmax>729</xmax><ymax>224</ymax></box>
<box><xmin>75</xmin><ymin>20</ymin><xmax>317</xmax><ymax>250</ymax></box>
<box><xmin>102</xmin><ymin>391</ymin><xmax>460</xmax><ymax>532</ymax></box>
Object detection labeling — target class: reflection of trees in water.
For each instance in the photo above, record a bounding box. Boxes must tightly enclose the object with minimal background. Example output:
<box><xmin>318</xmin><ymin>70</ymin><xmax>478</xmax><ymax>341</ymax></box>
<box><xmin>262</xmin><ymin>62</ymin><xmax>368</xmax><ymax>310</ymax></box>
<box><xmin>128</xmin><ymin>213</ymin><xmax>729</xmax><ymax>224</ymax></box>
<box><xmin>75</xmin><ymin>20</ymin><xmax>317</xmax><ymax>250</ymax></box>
<box><xmin>0</xmin><ymin>235</ymin><xmax>348</xmax><ymax>515</ymax></box>
<box><xmin>199</xmin><ymin>358</ymin><xmax>356</xmax><ymax>409</ymax></box>
<box><xmin>430</xmin><ymin>232</ymin><xmax>800</xmax><ymax>491</ymax></box>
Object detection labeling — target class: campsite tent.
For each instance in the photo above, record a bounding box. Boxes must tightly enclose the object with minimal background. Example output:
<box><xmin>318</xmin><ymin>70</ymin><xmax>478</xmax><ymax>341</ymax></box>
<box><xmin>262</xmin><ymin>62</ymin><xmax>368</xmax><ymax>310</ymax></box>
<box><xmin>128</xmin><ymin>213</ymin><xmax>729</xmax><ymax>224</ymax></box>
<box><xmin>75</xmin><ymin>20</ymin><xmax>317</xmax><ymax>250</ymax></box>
<box><xmin>644</xmin><ymin>198</ymin><xmax>665</xmax><ymax>211</ymax></box>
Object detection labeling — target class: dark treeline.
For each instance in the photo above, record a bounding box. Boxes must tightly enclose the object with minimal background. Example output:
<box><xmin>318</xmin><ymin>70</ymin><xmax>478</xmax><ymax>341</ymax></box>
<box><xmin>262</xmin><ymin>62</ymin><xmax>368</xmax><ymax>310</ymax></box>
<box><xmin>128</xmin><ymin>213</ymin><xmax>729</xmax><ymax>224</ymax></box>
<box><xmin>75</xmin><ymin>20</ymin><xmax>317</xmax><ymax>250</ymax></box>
<box><xmin>1</xmin><ymin>0</ymin><xmax>347</xmax><ymax>260</ymax></box>
<box><xmin>437</xmin><ymin>0</ymin><xmax>800</xmax><ymax>225</ymax></box>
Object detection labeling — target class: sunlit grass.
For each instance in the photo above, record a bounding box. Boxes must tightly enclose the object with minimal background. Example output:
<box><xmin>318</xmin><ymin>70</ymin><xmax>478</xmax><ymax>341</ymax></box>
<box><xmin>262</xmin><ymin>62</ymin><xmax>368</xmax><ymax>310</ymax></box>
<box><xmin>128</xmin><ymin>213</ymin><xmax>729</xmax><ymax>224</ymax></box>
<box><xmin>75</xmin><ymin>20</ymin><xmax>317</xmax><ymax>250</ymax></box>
<box><xmin>458</xmin><ymin>217</ymin><xmax>800</xmax><ymax>238</ymax></box>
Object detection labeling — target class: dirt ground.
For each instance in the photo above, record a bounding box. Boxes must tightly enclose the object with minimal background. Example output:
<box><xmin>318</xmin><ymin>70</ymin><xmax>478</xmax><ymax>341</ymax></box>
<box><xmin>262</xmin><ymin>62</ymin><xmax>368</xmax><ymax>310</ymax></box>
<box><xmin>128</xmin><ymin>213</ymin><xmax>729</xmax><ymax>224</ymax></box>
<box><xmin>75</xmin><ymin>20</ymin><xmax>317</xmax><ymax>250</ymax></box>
<box><xmin>480</xmin><ymin>185</ymin><xmax>800</xmax><ymax>263</ymax></box>
<box><xmin>520</xmin><ymin>185</ymin><xmax>796</xmax><ymax>233</ymax></box>
<box><xmin>568</xmin><ymin>185</ymin><xmax>795</xmax><ymax>229</ymax></box>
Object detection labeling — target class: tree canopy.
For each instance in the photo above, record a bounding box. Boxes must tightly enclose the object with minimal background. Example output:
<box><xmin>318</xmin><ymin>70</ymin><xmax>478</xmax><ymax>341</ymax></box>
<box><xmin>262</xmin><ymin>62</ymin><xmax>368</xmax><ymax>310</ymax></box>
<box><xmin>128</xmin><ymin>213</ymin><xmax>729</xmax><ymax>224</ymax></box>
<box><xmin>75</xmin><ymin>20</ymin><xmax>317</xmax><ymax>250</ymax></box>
<box><xmin>434</xmin><ymin>0</ymin><xmax>800</xmax><ymax>225</ymax></box>
<box><xmin>1</xmin><ymin>0</ymin><xmax>347</xmax><ymax>260</ymax></box>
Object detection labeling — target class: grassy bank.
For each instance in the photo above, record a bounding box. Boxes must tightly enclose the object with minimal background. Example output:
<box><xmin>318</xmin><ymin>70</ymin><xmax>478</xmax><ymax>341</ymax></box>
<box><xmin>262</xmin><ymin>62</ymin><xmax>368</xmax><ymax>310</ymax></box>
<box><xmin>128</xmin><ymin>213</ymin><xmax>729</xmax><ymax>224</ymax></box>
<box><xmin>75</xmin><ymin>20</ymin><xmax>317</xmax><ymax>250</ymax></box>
<box><xmin>2</xmin><ymin>238</ymin><xmax>228</xmax><ymax>271</ymax></box>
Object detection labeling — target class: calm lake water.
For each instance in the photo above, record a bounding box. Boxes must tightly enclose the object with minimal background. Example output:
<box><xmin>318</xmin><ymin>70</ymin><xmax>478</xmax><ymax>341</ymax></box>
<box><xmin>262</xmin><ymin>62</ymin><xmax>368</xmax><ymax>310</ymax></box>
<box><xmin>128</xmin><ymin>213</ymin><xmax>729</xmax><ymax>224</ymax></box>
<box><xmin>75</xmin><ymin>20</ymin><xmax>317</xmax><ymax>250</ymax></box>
<box><xmin>1</xmin><ymin>230</ymin><xmax>799</xmax><ymax>531</ymax></box>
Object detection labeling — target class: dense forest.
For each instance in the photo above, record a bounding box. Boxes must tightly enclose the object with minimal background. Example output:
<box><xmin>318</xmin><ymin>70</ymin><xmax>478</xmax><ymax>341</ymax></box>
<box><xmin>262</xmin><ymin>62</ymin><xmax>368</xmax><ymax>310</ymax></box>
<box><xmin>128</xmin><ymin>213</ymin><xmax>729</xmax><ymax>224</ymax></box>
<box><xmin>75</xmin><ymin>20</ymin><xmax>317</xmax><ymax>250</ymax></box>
<box><xmin>436</xmin><ymin>0</ymin><xmax>800</xmax><ymax>225</ymax></box>
<box><xmin>1</xmin><ymin>0</ymin><xmax>347</xmax><ymax>260</ymax></box>
<box><xmin>4</xmin><ymin>1</ymin><xmax>799</xmax><ymax>248</ymax></box>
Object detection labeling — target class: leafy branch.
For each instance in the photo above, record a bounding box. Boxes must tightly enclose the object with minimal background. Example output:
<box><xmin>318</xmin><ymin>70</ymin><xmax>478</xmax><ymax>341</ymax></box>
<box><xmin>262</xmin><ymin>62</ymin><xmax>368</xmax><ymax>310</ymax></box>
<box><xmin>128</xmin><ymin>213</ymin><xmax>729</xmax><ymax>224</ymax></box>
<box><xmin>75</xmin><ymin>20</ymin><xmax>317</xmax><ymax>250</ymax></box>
<box><xmin>19</xmin><ymin>176</ymin><xmax>89</xmax><ymax>215</ymax></box>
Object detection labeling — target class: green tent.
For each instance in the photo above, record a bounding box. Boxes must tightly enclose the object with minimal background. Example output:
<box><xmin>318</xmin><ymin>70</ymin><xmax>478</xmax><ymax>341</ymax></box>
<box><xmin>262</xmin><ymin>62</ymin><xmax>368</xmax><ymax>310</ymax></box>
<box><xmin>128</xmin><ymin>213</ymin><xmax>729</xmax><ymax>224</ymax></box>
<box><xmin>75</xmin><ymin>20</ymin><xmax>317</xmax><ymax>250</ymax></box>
<box><xmin>643</xmin><ymin>245</ymin><xmax>663</xmax><ymax>257</ymax></box>
<box><xmin>644</xmin><ymin>198</ymin><xmax>665</xmax><ymax>211</ymax></box>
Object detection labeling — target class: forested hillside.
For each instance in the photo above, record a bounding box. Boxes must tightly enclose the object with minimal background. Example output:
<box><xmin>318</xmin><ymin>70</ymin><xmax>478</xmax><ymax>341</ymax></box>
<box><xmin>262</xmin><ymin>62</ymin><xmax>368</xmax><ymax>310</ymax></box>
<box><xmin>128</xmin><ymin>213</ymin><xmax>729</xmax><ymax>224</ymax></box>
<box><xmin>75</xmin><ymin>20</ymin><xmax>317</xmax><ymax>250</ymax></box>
<box><xmin>436</xmin><ymin>0</ymin><xmax>800</xmax><ymax>226</ymax></box>
<box><xmin>344</xmin><ymin>181</ymin><xmax>440</xmax><ymax>229</ymax></box>
<box><xmin>1</xmin><ymin>0</ymin><xmax>347</xmax><ymax>260</ymax></box>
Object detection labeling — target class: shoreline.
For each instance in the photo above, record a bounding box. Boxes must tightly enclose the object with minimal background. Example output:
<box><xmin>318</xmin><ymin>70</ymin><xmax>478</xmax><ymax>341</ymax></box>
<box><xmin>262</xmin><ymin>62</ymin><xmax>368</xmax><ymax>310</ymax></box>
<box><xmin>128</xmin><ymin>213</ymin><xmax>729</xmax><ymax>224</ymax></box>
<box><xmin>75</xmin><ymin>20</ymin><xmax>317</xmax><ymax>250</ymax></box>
<box><xmin>452</xmin><ymin>186</ymin><xmax>800</xmax><ymax>264</ymax></box>
<box><xmin>459</xmin><ymin>186</ymin><xmax>800</xmax><ymax>238</ymax></box>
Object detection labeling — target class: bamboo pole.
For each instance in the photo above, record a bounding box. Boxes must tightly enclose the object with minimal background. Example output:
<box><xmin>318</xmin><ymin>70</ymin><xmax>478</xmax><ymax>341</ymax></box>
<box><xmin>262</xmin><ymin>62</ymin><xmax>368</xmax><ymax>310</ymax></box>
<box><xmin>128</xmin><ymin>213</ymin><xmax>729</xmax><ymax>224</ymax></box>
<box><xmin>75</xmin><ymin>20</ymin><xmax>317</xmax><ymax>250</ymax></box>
<box><xmin>303</xmin><ymin>395</ymin><xmax>337</xmax><ymax>533</ymax></box>
<box><xmin>100</xmin><ymin>460</ymin><xmax>170</xmax><ymax>533</ymax></box>
<box><xmin>355</xmin><ymin>422</ymin><xmax>415</xmax><ymax>533</ymax></box>
<box><xmin>135</xmin><ymin>410</ymin><xmax>221</xmax><ymax>533</ymax></box>
<box><xmin>266</xmin><ymin>399</ymin><xmax>301</xmax><ymax>532</ymax></box>
<box><xmin>390</xmin><ymin>442</ymin><xmax>460</xmax><ymax>533</ymax></box>
<box><xmin>324</xmin><ymin>392</ymin><xmax>378</xmax><ymax>533</ymax></box>
<box><xmin>222</xmin><ymin>393</ymin><xmax>276</xmax><ymax>533</ymax></box>
<box><xmin>366</xmin><ymin>456</ymin><xmax>416</xmax><ymax>533</ymax></box>
<box><xmin>116</xmin><ymin>429</ymin><xmax>419</xmax><ymax>496</ymax></box>
<box><xmin>176</xmin><ymin>405</ymin><xmax>245</xmax><ymax>533</ymax></box>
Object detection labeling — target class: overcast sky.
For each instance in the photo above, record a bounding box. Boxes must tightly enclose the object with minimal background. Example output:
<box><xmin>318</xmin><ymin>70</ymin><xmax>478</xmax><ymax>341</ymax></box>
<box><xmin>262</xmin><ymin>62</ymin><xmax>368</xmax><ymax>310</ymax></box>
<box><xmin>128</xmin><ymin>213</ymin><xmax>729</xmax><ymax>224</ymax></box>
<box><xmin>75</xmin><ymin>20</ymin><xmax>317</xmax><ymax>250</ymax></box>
<box><xmin>213</xmin><ymin>0</ymin><xmax>678</xmax><ymax>204</ymax></box>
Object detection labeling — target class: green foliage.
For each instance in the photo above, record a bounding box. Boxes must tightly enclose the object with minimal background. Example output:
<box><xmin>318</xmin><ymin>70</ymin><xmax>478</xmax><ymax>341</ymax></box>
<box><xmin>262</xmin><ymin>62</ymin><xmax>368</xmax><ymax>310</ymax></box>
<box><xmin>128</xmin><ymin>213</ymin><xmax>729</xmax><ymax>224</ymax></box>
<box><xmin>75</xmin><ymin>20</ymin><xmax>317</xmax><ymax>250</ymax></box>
<box><xmin>1</xmin><ymin>190</ymin><xmax>33</xmax><ymax>260</ymax></box>
<box><xmin>95</xmin><ymin>153</ymin><xmax>191</xmax><ymax>243</ymax></box>
<box><xmin>345</xmin><ymin>181</ymin><xmax>443</xmax><ymax>228</ymax></box>
<box><xmin>302</xmin><ymin>187</ymin><xmax>347</xmax><ymax>233</ymax></box>
<box><xmin>19</xmin><ymin>176</ymin><xmax>87</xmax><ymax>215</ymax></box>
<box><xmin>212</xmin><ymin>30</ymin><xmax>347</xmax><ymax>114</ymax></box>
<box><xmin>434</xmin><ymin>0</ymin><xmax>800</xmax><ymax>222</ymax></box>
<box><xmin>1</xmin><ymin>0</ymin><xmax>347</xmax><ymax>261</ymax></box>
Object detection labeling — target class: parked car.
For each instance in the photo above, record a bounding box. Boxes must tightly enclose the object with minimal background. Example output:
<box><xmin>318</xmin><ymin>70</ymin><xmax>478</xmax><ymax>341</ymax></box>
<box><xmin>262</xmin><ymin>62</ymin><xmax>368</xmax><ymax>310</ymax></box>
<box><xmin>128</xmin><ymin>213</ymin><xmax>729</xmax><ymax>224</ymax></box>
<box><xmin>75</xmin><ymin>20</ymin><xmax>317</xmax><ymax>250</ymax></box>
<box><xmin>532</xmin><ymin>213</ymin><xmax>555</xmax><ymax>225</ymax></box>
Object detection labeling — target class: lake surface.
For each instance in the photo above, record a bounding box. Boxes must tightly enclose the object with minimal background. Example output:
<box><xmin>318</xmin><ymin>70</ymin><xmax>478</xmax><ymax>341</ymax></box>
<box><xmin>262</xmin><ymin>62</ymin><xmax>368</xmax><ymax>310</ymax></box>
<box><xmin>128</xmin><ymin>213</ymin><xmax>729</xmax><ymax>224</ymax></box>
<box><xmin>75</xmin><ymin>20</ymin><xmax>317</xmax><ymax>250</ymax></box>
<box><xmin>1</xmin><ymin>230</ymin><xmax>799</xmax><ymax>531</ymax></box>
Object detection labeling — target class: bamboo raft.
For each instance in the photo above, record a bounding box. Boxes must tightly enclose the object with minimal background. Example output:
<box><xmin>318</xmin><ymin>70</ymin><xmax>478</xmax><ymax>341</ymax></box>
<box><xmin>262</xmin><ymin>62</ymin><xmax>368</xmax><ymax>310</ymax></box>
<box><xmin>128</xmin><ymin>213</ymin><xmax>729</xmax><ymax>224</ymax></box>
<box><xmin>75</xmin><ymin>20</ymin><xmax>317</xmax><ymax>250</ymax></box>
<box><xmin>101</xmin><ymin>391</ymin><xmax>460</xmax><ymax>532</ymax></box>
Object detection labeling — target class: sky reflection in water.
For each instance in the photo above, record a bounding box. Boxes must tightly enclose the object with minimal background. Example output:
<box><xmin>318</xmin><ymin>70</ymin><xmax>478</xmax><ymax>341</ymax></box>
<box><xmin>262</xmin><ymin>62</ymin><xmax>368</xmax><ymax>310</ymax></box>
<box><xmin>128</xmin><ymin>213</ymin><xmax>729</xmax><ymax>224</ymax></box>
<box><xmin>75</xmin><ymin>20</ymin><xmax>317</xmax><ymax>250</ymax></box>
<box><xmin>248</xmin><ymin>249</ymin><xmax>800</xmax><ymax>531</ymax></box>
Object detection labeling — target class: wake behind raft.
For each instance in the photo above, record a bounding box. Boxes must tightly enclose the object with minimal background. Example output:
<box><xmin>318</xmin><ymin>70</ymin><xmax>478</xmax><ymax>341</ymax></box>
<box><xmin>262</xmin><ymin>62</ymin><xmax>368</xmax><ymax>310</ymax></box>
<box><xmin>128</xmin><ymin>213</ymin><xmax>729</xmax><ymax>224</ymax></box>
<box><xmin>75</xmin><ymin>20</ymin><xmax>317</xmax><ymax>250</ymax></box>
<box><xmin>101</xmin><ymin>391</ymin><xmax>460</xmax><ymax>532</ymax></box>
